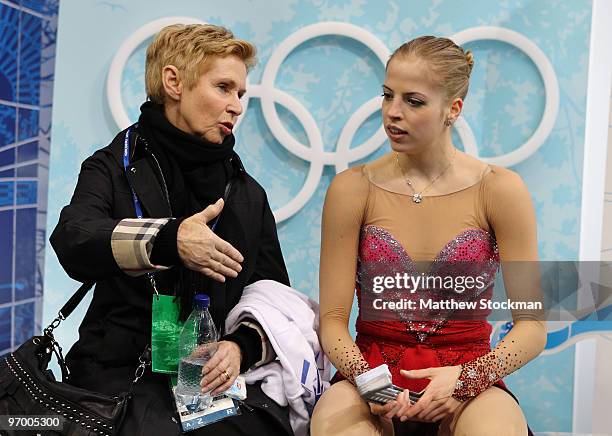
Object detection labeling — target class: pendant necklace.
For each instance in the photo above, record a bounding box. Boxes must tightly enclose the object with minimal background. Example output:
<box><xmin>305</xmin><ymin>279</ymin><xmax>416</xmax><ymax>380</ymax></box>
<box><xmin>394</xmin><ymin>148</ymin><xmax>457</xmax><ymax>204</ymax></box>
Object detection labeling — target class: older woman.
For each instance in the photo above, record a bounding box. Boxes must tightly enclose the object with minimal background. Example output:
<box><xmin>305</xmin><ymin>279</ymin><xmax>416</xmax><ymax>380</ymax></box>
<box><xmin>50</xmin><ymin>24</ymin><xmax>292</xmax><ymax>435</ymax></box>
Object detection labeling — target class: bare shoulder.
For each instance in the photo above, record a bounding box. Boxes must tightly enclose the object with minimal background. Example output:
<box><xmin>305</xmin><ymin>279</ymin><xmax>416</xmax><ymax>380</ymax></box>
<box><xmin>323</xmin><ymin>165</ymin><xmax>371</xmax><ymax>221</ymax></box>
<box><xmin>485</xmin><ymin>164</ymin><xmax>528</xmax><ymax>188</ymax></box>
<box><xmin>327</xmin><ymin>165</ymin><xmax>370</xmax><ymax>196</ymax></box>
<box><xmin>483</xmin><ymin>164</ymin><xmax>532</xmax><ymax>201</ymax></box>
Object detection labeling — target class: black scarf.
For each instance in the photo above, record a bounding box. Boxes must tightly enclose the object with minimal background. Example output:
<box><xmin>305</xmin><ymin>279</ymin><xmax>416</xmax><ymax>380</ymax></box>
<box><xmin>137</xmin><ymin>101</ymin><xmax>237</xmax><ymax>320</ymax></box>
<box><xmin>137</xmin><ymin>101</ymin><xmax>236</xmax><ymax>215</ymax></box>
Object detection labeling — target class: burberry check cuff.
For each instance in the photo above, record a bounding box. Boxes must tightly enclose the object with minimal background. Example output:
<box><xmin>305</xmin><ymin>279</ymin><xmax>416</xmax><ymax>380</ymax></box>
<box><xmin>111</xmin><ymin>218</ymin><xmax>173</xmax><ymax>276</ymax></box>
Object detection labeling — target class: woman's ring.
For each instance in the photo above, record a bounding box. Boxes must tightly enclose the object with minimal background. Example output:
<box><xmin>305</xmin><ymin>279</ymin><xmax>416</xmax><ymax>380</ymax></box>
<box><xmin>222</xmin><ymin>369</ymin><xmax>231</xmax><ymax>381</ymax></box>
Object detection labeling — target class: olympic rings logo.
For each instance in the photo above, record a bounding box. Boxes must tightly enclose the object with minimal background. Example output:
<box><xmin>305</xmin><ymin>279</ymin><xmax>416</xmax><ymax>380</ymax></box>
<box><xmin>107</xmin><ymin>17</ymin><xmax>559</xmax><ymax>222</ymax></box>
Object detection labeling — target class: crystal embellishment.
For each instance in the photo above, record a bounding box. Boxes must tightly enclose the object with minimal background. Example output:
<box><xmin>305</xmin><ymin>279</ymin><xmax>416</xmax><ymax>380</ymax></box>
<box><xmin>412</xmin><ymin>193</ymin><xmax>422</xmax><ymax>203</ymax></box>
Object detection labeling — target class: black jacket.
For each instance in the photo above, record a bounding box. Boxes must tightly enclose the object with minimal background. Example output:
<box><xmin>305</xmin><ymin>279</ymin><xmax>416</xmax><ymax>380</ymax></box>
<box><xmin>49</xmin><ymin>126</ymin><xmax>293</xmax><ymax>435</ymax></box>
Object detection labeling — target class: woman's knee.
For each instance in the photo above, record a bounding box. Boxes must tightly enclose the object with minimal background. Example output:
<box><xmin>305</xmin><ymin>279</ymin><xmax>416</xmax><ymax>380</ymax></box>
<box><xmin>450</xmin><ymin>387</ymin><xmax>528</xmax><ymax>436</ymax></box>
<box><xmin>311</xmin><ymin>381</ymin><xmax>388</xmax><ymax>436</ymax></box>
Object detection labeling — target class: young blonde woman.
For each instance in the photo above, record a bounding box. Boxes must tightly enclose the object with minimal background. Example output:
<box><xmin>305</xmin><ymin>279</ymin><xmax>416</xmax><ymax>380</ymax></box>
<box><xmin>312</xmin><ymin>36</ymin><xmax>545</xmax><ymax>436</ymax></box>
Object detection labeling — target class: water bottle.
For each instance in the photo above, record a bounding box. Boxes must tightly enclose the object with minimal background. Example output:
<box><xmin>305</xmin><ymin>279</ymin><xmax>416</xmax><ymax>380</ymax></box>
<box><xmin>174</xmin><ymin>294</ymin><xmax>218</xmax><ymax>412</ymax></box>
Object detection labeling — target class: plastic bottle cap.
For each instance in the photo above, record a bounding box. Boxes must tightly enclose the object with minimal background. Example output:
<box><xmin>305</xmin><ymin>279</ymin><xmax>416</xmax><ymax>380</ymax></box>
<box><xmin>193</xmin><ymin>294</ymin><xmax>210</xmax><ymax>309</ymax></box>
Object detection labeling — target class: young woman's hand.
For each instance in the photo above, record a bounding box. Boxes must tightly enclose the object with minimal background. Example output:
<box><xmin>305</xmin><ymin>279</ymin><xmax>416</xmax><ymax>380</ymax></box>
<box><xmin>394</xmin><ymin>366</ymin><xmax>463</xmax><ymax>422</ymax></box>
<box><xmin>369</xmin><ymin>401</ymin><xmax>401</xmax><ymax>419</ymax></box>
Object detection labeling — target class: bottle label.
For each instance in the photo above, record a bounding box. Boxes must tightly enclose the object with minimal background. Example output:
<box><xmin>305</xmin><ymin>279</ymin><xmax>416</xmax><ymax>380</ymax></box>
<box><xmin>151</xmin><ymin>294</ymin><xmax>184</xmax><ymax>374</ymax></box>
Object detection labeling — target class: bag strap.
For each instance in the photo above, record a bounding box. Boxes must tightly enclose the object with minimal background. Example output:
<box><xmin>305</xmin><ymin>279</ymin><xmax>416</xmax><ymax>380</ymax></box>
<box><xmin>43</xmin><ymin>280</ymin><xmax>95</xmax><ymax>339</ymax></box>
<box><xmin>43</xmin><ymin>281</ymin><xmax>152</xmax><ymax>385</ymax></box>
<box><xmin>39</xmin><ymin>281</ymin><xmax>95</xmax><ymax>382</ymax></box>
<box><xmin>59</xmin><ymin>280</ymin><xmax>95</xmax><ymax>319</ymax></box>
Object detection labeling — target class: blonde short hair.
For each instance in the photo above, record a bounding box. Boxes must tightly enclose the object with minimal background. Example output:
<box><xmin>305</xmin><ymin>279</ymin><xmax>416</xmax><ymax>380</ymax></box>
<box><xmin>145</xmin><ymin>24</ymin><xmax>256</xmax><ymax>104</ymax></box>
<box><xmin>388</xmin><ymin>36</ymin><xmax>474</xmax><ymax>102</ymax></box>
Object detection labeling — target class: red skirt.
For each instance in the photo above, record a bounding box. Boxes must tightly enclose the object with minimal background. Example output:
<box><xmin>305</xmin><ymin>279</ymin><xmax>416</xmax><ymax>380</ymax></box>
<box><xmin>332</xmin><ymin>319</ymin><xmax>504</xmax><ymax>392</ymax></box>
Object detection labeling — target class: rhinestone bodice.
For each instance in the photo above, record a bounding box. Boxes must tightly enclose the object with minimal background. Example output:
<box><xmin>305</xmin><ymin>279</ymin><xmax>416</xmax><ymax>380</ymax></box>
<box><xmin>356</xmin><ymin>225</ymin><xmax>500</xmax><ymax>341</ymax></box>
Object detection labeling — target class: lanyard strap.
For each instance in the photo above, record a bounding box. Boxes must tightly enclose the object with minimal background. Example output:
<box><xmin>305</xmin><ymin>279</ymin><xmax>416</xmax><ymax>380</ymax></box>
<box><xmin>123</xmin><ymin>125</ymin><xmax>144</xmax><ymax>219</ymax></box>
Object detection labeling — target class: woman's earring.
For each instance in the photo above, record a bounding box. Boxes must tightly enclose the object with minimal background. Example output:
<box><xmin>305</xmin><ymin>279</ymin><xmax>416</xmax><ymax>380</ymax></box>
<box><xmin>444</xmin><ymin>118</ymin><xmax>455</xmax><ymax>127</ymax></box>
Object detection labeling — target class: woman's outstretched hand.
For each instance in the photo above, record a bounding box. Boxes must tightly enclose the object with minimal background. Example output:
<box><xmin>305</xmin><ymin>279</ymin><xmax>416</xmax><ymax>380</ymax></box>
<box><xmin>177</xmin><ymin>199</ymin><xmax>244</xmax><ymax>282</ymax></box>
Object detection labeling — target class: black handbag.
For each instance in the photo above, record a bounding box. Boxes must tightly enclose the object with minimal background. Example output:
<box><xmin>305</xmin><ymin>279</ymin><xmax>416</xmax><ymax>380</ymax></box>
<box><xmin>0</xmin><ymin>281</ymin><xmax>150</xmax><ymax>436</ymax></box>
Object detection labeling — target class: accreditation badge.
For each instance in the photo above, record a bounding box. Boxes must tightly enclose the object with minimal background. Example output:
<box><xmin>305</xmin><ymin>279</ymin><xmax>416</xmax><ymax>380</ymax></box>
<box><xmin>169</xmin><ymin>376</ymin><xmax>239</xmax><ymax>431</ymax></box>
